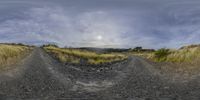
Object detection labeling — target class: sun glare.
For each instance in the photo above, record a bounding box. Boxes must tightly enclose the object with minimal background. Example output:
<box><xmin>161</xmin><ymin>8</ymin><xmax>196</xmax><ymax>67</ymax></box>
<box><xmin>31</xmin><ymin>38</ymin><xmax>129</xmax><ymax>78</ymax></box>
<box><xmin>97</xmin><ymin>35</ymin><xmax>103</xmax><ymax>40</ymax></box>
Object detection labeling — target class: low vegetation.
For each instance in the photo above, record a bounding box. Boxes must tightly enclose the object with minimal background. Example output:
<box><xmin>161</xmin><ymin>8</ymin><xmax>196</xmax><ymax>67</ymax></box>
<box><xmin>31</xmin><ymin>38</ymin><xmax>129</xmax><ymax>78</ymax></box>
<box><xmin>0</xmin><ymin>44</ymin><xmax>32</xmax><ymax>69</ymax></box>
<box><xmin>43</xmin><ymin>45</ymin><xmax>128</xmax><ymax>65</ymax></box>
<box><xmin>129</xmin><ymin>51</ymin><xmax>154</xmax><ymax>59</ymax></box>
<box><xmin>130</xmin><ymin>44</ymin><xmax>200</xmax><ymax>64</ymax></box>
<box><xmin>153</xmin><ymin>48</ymin><xmax>171</xmax><ymax>62</ymax></box>
<box><xmin>128</xmin><ymin>46</ymin><xmax>155</xmax><ymax>59</ymax></box>
<box><xmin>164</xmin><ymin>45</ymin><xmax>200</xmax><ymax>64</ymax></box>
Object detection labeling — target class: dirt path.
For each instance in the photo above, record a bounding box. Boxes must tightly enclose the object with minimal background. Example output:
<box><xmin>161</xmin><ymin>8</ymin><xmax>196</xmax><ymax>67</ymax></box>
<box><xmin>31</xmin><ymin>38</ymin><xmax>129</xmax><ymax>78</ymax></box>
<box><xmin>0</xmin><ymin>48</ymin><xmax>199</xmax><ymax>100</ymax></box>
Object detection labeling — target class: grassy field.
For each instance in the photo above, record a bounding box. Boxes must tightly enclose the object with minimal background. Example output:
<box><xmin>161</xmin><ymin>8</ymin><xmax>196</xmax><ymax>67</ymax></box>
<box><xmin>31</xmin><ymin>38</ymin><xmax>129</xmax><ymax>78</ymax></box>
<box><xmin>0</xmin><ymin>44</ymin><xmax>32</xmax><ymax>69</ymax></box>
<box><xmin>43</xmin><ymin>46</ymin><xmax>128</xmax><ymax>65</ymax></box>
<box><xmin>165</xmin><ymin>45</ymin><xmax>200</xmax><ymax>64</ymax></box>
<box><xmin>129</xmin><ymin>51</ymin><xmax>154</xmax><ymax>60</ymax></box>
<box><xmin>130</xmin><ymin>44</ymin><xmax>200</xmax><ymax>65</ymax></box>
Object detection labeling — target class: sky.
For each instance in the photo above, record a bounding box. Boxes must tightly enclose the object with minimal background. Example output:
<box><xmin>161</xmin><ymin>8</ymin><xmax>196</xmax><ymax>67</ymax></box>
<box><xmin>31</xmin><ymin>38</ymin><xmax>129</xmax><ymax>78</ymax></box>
<box><xmin>0</xmin><ymin>0</ymin><xmax>200</xmax><ymax>49</ymax></box>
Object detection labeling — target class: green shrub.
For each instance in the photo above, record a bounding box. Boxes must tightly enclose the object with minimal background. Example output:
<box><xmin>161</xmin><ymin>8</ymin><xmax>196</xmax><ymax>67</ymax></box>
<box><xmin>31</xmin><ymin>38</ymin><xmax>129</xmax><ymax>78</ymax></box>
<box><xmin>154</xmin><ymin>48</ymin><xmax>170</xmax><ymax>62</ymax></box>
<box><xmin>42</xmin><ymin>44</ymin><xmax>58</xmax><ymax>48</ymax></box>
<box><xmin>155</xmin><ymin>48</ymin><xmax>170</xmax><ymax>58</ymax></box>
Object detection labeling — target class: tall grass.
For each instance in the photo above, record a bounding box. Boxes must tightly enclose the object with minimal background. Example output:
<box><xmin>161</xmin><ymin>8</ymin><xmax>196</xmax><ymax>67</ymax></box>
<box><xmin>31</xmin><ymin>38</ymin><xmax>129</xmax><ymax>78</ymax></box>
<box><xmin>165</xmin><ymin>46</ymin><xmax>200</xmax><ymax>64</ymax></box>
<box><xmin>131</xmin><ymin>45</ymin><xmax>200</xmax><ymax>64</ymax></box>
<box><xmin>0</xmin><ymin>44</ymin><xmax>31</xmax><ymax>68</ymax></box>
<box><xmin>44</xmin><ymin>46</ymin><xmax>127</xmax><ymax>65</ymax></box>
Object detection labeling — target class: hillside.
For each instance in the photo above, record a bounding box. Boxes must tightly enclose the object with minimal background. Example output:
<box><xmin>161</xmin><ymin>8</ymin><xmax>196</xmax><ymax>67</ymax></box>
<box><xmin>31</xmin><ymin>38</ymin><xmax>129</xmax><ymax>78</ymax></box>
<box><xmin>131</xmin><ymin>44</ymin><xmax>200</xmax><ymax>65</ymax></box>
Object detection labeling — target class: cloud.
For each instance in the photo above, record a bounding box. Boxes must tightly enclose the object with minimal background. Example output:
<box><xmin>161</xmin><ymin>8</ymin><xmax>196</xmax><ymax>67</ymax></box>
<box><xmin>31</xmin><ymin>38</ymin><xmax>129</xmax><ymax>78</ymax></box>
<box><xmin>0</xmin><ymin>0</ymin><xmax>200</xmax><ymax>49</ymax></box>
<box><xmin>151</xmin><ymin>1</ymin><xmax>200</xmax><ymax>48</ymax></box>
<box><xmin>0</xmin><ymin>7</ymin><xmax>130</xmax><ymax>48</ymax></box>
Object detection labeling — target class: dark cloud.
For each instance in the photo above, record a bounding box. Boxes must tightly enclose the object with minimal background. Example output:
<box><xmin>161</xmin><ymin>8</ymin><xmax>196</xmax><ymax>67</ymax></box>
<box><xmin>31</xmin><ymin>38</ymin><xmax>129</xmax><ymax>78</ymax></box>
<box><xmin>0</xmin><ymin>0</ymin><xmax>200</xmax><ymax>48</ymax></box>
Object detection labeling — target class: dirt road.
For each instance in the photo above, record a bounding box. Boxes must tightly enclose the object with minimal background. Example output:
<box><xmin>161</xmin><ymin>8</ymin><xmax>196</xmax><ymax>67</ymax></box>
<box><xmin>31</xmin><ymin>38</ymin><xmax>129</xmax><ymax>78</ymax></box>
<box><xmin>0</xmin><ymin>48</ymin><xmax>199</xmax><ymax>100</ymax></box>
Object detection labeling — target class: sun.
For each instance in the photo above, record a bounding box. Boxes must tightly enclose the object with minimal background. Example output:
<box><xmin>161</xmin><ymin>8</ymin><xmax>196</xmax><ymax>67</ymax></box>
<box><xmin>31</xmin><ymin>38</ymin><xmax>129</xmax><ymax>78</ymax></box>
<box><xmin>97</xmin><ymin>35</ymin><xmax>103</xmax><ymax>40</ymax></box>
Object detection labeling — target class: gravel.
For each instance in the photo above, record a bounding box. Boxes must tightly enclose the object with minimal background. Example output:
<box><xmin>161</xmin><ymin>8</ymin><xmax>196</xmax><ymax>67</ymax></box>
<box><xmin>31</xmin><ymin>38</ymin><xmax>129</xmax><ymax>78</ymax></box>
<box><xmin>0</xmin><ymin>48</ymin><xmax>199</xmax><ymax>100</ymax></box>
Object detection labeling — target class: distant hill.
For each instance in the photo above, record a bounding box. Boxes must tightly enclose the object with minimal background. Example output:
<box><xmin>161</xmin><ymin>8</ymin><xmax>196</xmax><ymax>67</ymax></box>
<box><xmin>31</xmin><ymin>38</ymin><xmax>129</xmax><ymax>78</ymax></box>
<box><xmin>179</xmin><ymin>44</ymin><xmax>200</xmax><ymax>49</ymax></box>
<box><xmin>75</xmin><ymin>47</ymin><xmax>130</xmax><ymax>53</ymax></box>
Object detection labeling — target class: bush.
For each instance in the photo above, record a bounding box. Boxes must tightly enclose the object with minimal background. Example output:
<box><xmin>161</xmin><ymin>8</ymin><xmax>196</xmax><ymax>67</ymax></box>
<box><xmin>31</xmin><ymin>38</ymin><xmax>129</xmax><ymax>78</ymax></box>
<box><xmin>154</xmin><ymin>48</ymin><xmax>170</xmax><ymax>61</ymax></box>
<box><xmin>155</xmin><ymin>48</ymin><xmax>170</xmax><ymax>58</ymax></box>
<box><xmin>42</xmin><ymin>44</ymin><xmax>58</xmax><ymax>48</ymax></box>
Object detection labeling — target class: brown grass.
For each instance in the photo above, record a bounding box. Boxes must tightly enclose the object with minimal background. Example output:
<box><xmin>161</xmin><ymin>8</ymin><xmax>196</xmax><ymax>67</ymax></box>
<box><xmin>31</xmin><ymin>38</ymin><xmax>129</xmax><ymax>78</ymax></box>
<box><xmin>128</xmin><ymin>45</ymin><xmax>200</xmax><ymax>78</ymax></box>
<box><xmin>130</xmin><ymin>44</ymin><xmax>200</xmax><ymax>65</ymax></box>
<box><xmin>0</xmin><ymin>44</ymin><xmax>31</xmax><ymax>69</ymax></box>
<box><xmin>43</xmin><ymin>46</ymin><xmax>128</xmax><ymax>65</ymax></box>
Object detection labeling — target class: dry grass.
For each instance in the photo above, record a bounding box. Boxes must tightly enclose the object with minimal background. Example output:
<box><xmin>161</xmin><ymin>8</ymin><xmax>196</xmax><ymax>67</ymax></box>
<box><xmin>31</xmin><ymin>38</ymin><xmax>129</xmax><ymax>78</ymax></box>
<box><xmin>129</xmin><ymin>51</ymin><xmax>154</xmax><ymax>59</ymax></box>
<box><xmin>44</xmin><ymin>46</ymin><xmax>127</xmax><ymax>65</ymax></box>
<box><xmin>130</xmin><ymin>44</ymin><xmax>200</xmax><ymax>65</ymax></box>
<box><xmin>127</xmin><ymin>45</ymin><xmax>200</xmax><ymax>79</ymax></box>
<box><xmin>0</xmin><ymin>44</ymin><xmax>31</xmax><ymax>69</ymax></box>
<box><xmin>129</xmin><ymin>45</ymin><xmax>200</xmax><ymax>78</ymax></box>
<box><xmin>165</xmin><ymin>46</ymin><xmax>200</xmax><ymax>64</ymax></box>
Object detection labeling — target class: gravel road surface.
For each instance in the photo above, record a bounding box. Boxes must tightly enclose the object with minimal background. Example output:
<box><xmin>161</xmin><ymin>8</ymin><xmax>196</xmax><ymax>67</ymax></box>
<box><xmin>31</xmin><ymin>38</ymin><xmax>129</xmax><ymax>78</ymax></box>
<box><xmin>0</xmin><ymin>48</ymin><xmax>200</xmax><ymax>100</ymax></box>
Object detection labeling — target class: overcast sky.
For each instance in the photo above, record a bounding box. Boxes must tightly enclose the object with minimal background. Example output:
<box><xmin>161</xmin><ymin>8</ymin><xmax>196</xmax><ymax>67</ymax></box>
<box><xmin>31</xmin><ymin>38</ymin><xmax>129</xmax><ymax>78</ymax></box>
<box><xmin>0</xmin><ymin>0</ymin><xmax>200</xmax><ymax>48</ymax></box>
